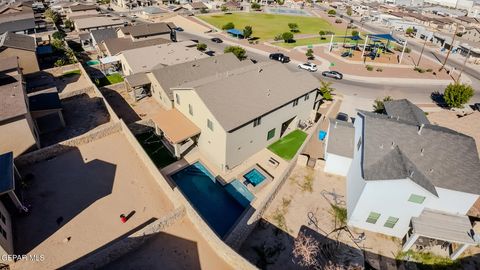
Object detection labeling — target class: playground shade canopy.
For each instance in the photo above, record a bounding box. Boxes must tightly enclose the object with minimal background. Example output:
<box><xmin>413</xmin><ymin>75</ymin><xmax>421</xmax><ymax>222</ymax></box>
<box><xmin>367</xmin><ymin>33</ymin><xmax>399</xmax><ymax>43</ymax></box>
<box><xmin>227</xmin><ymin>29</ymin><xmax>243</xmax><ymax>36</ymax></box>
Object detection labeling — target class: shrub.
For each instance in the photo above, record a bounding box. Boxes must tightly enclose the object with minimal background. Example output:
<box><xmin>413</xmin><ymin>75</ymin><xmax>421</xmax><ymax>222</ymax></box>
<box><xmin>373</xmin><ymin>96</ymin><xmax>393</xmax><ymax>113</ymax></box>
<box><xmin>224</xmin><ymin>46</ymin><xmax>246</xmax><ymax>60</ymax></box>
<box><xmin>222</xmin><ymin>22</ymin><xmax>234</xmax><ymax>30</ymax></box>
<box><xmin>54</xmin><ymin>58</ymin><xmax>67</xmax><ymax>67</ymax></box>
<box><xmin>335</xmin><ymin>19</ymin><xmax>342</xmax><ymax>24</ymax></box>
<box><xmin>426</xmin><ymin>68</ymin><xmax>433</xmax><ymax>72</ymax></box>
<box><xmin>414</xmin><ymin>67</ymin><xmax>425</xmax><ymax>73</ymax></box>
<box><xmin>351</xmin><ymin>30</ymin><xmax>359</xmax><ymax>37</ymax></box>
<box><xmin>200</xmin><ymin>7</ymin><xmax>209</xmax><ymax>13</ymax></box>
<box><xmin>394</xmin><ymin>45</ymin><xmax>411</xmax><ymax>53</ymax></box>
<box><xmin>274</xmin><ymin>34</ymin><xmax>283</xmax><ymax>41</ymax></box>
<box><xmin>305</xmin><ymin>48</ymin><xmax>314</xmax><ymax>59</ymax></box>
<box><xmin>288</xmin><ymin>22</ymin><xmax>299</xmax><ymax>33</ymax></box>
<box><xmin>196</xmin><ymin>43</ymin><xmax>207</xmax><ymax>51</ymax></box>
<box><xmin>52</xmin><ymin>31</ymin><xmax>66</xmax><ymax>40</ymax></box>
<box><xmin>376</xmin><ymin>67</ymin><xmax>383</xmax><ymax>72</ymax></box>
<box><xmin>221</xmin><ymin>6</ymin><xmax>228</xmax><ymax>12</ymax></box>
<box><xmin>366</xmin><ymin>65</ymin><xmax>374</xmax><ymax>71</ymax></box>
<box><xmin>64</xmin><ymin>19</ymin><xmax>74</xmax><ymax>30</ymax></box>
<box><xmin>328</xmin><ymin>9</ymin><xmax>336</xmax><ymax>15</ymax></box>
<box><xmin>443</xmin><ymin>83</ymin><xmax>474</xmax><ymax>108</ymax></box>
<box><xmin>251</xmin><ymin>2</ymin><xmax>261</xmax><ymax>9</ymax></box>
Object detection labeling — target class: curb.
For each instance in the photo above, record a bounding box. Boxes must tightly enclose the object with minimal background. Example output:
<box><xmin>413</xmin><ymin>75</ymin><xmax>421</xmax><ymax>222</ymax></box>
<box><xmin>343</xmin><ymin>74</ymin><xmax>453</xmax><ymax>85</ymax></box>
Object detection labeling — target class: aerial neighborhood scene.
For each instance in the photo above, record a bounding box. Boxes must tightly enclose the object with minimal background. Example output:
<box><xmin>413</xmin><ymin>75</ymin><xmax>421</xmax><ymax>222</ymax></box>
<box><xmin>1</xmin><ymin>0</ymin><xmax>480</xmax><ymax>268</ymax></box>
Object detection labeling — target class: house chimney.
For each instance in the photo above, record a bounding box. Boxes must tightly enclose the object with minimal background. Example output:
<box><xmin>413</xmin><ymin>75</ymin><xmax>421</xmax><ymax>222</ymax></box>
<box><xmin>418</xmin><ymin>124</ymin><xmax>424</xmax><ymax>135</ymax></box>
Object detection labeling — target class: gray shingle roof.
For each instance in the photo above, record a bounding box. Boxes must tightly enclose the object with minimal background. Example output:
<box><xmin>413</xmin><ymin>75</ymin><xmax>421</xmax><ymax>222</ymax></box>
<box><xmin>359</xmin><ymin>110</ymin><xmax>480</xmax><ymax>196</ymax></box>
<box><xmin>69</xmin><ymin>4</ymin><xmax>97</xmax><ymax>12</ymax></box>
<box><xmin>0</xmin><ymin>8</ymin><xmax>35</xmax><ymax>33</ymax></box>
<box><xmin>384</xmin><ymin>99</ymin><xmax>430</xmax><ymax>125</ymax></box>
<box><xmin>90</xmin><ymin>28</ymin><xmax>117</xmax><ymax>44</ymax></box>
<box><xmin>149</xmin><ymin>53</ymin><xmax>249</xmax><ymax>100</ymax></box>
<box><xmin>327</xmin><ymin>119</ymin><xmax>354</xmax><ymax>158</ymax></box>
<box><xmin>119</xmin><ymin>22</ymin><xmax>174</xmax><ymax>38</ymax></box>
<box><xmin>102</xmin><ymin>37</ymin><xmax>170</xmax><ymax>56</ymax></box>
<box><xmin>0</xmin><ymin>31</ymin><xmax>35</xmax><ymax>51</ymax></box>
<box><xmin>176</xmin><ymin>61</ymin><xmax>319</xmax><ymax>131</ymax></box>
<box><xmin>0</xmin><ymin>72</ymin><xmax>27</xmax><ymax>122</ymax></box>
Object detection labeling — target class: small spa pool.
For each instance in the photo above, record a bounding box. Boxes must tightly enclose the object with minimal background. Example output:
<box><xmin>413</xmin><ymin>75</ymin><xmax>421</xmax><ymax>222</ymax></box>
<box><xmin>86</xmin><ymin>60</ymin><xmax>100</xmax><ymax>66</ymax></box>
<box><xmin>244</xmin><ymin>168</ymin><xmax>266</xmax><ymax>187</ymax></box>
<box><xmin>171</xmin><ymin>162</ymin><xmax>254</xmax><ymax>237</ymax></box>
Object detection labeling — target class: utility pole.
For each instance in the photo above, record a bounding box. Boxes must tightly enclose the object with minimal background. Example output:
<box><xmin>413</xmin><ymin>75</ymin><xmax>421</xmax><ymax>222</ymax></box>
<box><xmin>416</xmin><ymin>36</ymin><xmax>428</xmax><ymax>67</ymax></box>
<box><xmin>439</xmin><ymin>23</ymin><xmax>459</xmax><ymax>72</ymax></box>
<box><xmin>457</xmin><ymin>47</ymin><xmax>471</xmax><ymax>83</ymax></box>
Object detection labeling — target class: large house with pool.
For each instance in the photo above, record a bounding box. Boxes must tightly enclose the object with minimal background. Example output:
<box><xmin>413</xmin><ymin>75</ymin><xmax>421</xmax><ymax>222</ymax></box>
<box><xmin>326</xmin><ymin>99</ymin><xmax>480</xmax><ymax>260</ymax></box>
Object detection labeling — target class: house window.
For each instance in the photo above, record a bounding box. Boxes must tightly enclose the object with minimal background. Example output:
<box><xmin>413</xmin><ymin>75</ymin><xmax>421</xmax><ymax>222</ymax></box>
<box><xmin>207</xmin><ymin>119</ymin><xmax>213</xmax><ymax>131</ymax></box>
<box><xmin>253</xmin><ymin>117</ymin><xmax>261</xmax><ymax>127</ymax></box>
<box><xmin>188</xmin><ymin>104</ymin><xmax>193</xmax><ymax>116</ymax></box>
<box><xmin>0</xmin><ymin>212</ymin><xmax>5</xmax><ymax>225</ymax></box>
<box><xmin>176</xmin><ymin>94</ymin><xmax>180</xmax><ymax>105</ymax></box>
<box><xmin>408</xmin><ymin>194</ymin><xmax>426</xmax><ymax>204</ymax></box>
<box><xmin>384</xmin><ymin>216</ymin><xmax>399</xmax><ymax>228</ymax></box>
<box><xmin>0</xmin><ymin>226</ymin><xmax>6</xmax><ymax>240</ymax></box>
<box><xmin>267</xmin><ymin>128</ymin><xmax>275</xmax><ymax>140</ymax></box>
<box><xmin>357</xmin><ymin>136</ymin><xmax>362</xmax><ymax>151</ymax></box>
<box><xmin>304</xmin><ymin>93</ymin><xmax>310</xmax><ymax>101</ymax></box>
<box><xmin>293</xmin><ymin>98</ymin><xmax>299</xmax><ymax>107</ymax></box>
<box><xmin>366</xmin><ymin>212</ymin><xmax>381</xmax><ymax>224</ymax></box>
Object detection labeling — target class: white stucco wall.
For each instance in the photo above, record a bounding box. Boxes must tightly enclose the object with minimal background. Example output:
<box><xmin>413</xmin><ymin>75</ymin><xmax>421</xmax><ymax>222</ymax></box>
<box><xmin>324</xmin><ymin>153</ymin><xmax>352</xmax><ymax>176</ymax></box>
<box><xmin>224</xmin><ymin>91</ymin><xmax>316</xmax><ymax>169</ymax></box>
<box><xmin>147</xmin><ymin>73</ymin><xmax>174</xmax><ymax>110</ymax></box>
<box><xmin>173</xmin><ymin>89</ymin><xmax>227</xmax><ymax>170</ymax></box>
<box><xmin>346</xmin><ymin>114</ymin><xmax>366</xmax><ymax>219</ymax></box>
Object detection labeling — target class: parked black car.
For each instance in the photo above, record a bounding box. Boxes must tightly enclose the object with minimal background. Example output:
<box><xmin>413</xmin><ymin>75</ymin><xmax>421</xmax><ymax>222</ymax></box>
<box><xmin>474</xmin><ymin>103</ymin><xmax>480</xmax><ymax>112</ymax></box>
<box><xmin>210</xmin><ymin>38</ymin><xmax>223</xmax><ymax>43</ymax></box>
<box><xmin>336</xmin><ymin>112</ymin><xmax>349</xmax><ymax>122</ymax></box>
<box><xmin>321</xmin><ymin>70</ymin><xmax>343</xmax><ymax>80</ymax></box>
<box><xmin>269</xmin><ymin>53</ymin><xmax>290</xmax><ymax>63</ymax></box>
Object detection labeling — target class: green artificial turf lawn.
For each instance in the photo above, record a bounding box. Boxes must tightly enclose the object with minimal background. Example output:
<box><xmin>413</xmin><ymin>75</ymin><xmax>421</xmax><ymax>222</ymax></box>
<box><xmin>268</xmin><ymin>130</ymin><xmax>308</xmax><ymax>160</ymax></box>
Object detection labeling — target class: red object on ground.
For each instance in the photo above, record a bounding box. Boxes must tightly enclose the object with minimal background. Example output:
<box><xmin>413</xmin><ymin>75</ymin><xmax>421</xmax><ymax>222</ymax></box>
<box><xmin>120</xmin><ymin>215</ymin><xmax>127</xmax><ymax>223</ymax></box>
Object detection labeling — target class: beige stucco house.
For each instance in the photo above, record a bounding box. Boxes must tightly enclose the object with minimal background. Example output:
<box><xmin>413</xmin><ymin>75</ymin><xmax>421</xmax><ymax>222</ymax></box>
<box><xmin>0</xmin><ymin>32</ymin><xmax>39</xmax><ymax>74</ymax></box>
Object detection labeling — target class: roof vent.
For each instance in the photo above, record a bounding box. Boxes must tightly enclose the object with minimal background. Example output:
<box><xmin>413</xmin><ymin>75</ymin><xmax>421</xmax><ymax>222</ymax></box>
<box><xmin>267</xmin><ymin>89</ymin><xmax>271</xmax><ymax>97</ymax></box>
<box><xmin>258</xmin><ymin>68</ymin><xmax>263</xmax><ymax>73</ymax></box>
<box><xmin>418</xmin><ymin>124</ymin><xmax>424</xmax><ymax>135</ymax></box>
<box><xmin>420</xmin><ymin>148</ymin><xmax>424</xmax><ymax>156</ymax></box>
<box><xmin>409</xmin><ymin>170</ymin><xmax>415</xmax><ymax>178</ymax></box>
<box><xmin>379</xmin><ymin>144</ymin><xmax>384</xmax><ymax>149</ymax></box>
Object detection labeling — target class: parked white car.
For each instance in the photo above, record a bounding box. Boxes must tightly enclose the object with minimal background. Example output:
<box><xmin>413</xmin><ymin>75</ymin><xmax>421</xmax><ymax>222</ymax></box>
<box><xmin>298</xmin><ymin>62</ymin><xmax>317</xmax><ymax>72</ymax></box>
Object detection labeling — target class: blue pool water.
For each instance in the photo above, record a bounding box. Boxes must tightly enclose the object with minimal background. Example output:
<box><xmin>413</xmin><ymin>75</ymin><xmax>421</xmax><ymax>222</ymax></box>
<box><xmin>225</xmin><ymin>179</ymin><xmax>255</xmax><ymax>207</ymax></box>
<box><xmin>86</xmin><ymin>60</ymin><xmax>100</xmax><ymax>66</ymax></box>
<box><xmin>171</xmin><ymin>162</ymin><xmax>253</xmax><ymax>237</ymax></box>
<box><xmin>244</xmin><ymin>168</ymin><xmax>266</xmax><ymax>187</ymax></box>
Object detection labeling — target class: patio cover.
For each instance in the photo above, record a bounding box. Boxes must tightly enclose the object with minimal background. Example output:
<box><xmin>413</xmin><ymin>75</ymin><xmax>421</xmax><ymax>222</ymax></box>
<box><xmin>412</xmin><ymin>209</ymin><xmax>475</xmax><ymax>244</ymax></box>
<box><xmin>339</xmin><ymin>35</ymin><xmax>363</xmax><ymax>40</ymax></box>
<box><xmin>0</xmin><ymin>152</ymin><xmax>15</xmax><ymax>195</ymax></box>
<box><xmin>227</xmin><ymin>29</ymin><xmax>243</xmax><ymax>36</ymax></box>
<box><xmin>28</xmin><ymin>87</ymin><xmax>61</xmax><ymax>112</ymax></box>
<box><xmin>151</xmin><ymin>108</ymin><xmax>200</xmax><ymax>144</ymax></box>
<box><xmin>125</xmin><ymin>73</ymin><xmax>150</xmax><ymax>88</ymax></box>
<box><xmin>99</xmin><ymin>55</ymin><xmax>121</xmax><ymax>64</ymax></box>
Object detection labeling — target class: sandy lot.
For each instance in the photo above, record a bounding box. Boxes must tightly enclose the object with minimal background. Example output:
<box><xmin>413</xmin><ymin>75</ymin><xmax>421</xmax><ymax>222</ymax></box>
<box><xmin>12</xmin><ymin>132</ymin><xmax>174</xmax><ymax>270</ymax></box>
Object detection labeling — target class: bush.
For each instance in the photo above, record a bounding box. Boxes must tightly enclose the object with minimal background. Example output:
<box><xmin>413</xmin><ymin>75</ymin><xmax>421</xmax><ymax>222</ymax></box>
<box><xmin>282</xmin><ymin>32</ymin><xmax>294</xmax><ymax>43</ymax></box>
<box><xmin>221</xmin><ymin>6</ymin><xmax>228</xmax><ymax>12</ymax></box>
<box><xmin>243</xmin><ymin>25</ymin><xmax>253</xmax><ymax>39</ymax></box>
<box><xmin>224</xmin><ymin>46</ymin><xmax>246</xmax><ymax>60</ymax></box>
<box><xmin>394</xmin><ymin>45</ymin><xmax>411</xmax><ymax>53</ymax></box>
<box><xmin>52</xmin><ymin>31</ymin><xmax>66</xmax><ymax>40</ymax></box>
<box><xmin>306</xmin><ymin>48</ymin><xmax>314</xmax><ymax>59</ymax></box>
<box><xmin>222</xmin><ymin>22</ymin><xmax>234</xmax><ymax>30</ymax></box>
<box><xmin>335</xmin><ymin>19</ymin><xmax>342</xmax><ymax>24</ymax></box>
<box><xmin>200</xmin><ymin>7</ymin><xmax>209</xmax><ymax>13</ymax></box>
<box><xmin>328</xmin><ymin>9</ymin><xmax>336</xmax><ymax>15</ymax></box>
<box><xmin>366</xmin><ymin>65</ymin><xmax>373</xmax><ymax>71</ymax></box>
<box><xmin>54</xmin><ymin>58</ymin><xmax>67</xmax><ymax>67</ymax></box>
<box><xmin>414</xmin><ymin>67</ymin><xmax>425</xmax><ymax>73</ymax></box>
<box><xmin>196</xmin><ymin>43</ymin><xmax>207</xmax><ymax>51</ymax></box>
<box><xmin>288</xmin><ymin>22</ymin><xmax>299</xmax><ymax>33</ymax></box>
<box><xmin>251</xmin><ymin>2</ymin><xmax>261</xmax><ymax>9</ymax></box>
<box><xmin>376</xmin><ymin>67</ymin><xmax>383</xmax><ymax>72</ymax></box>
<box><xmin>351</xmin><ymin>30</ymin><xmax>359</xmax><ymax>37</ymax></box>
<box><xmin>274</xmin><ymin>34</ymin><xmax>283</xmax><ymax>41</ymax></box>
<box><xmin>443</xmin><ymin>83</ymin><xmax>474</xmax><ymax>108</ymax></box>
<box><xmin>51</xmin><ymin>39</ymin><xmax>65</xmax><ymax>50</ymax></box>
<box><xmin>426</xmin><ymin>68</ymin><xmax>432</xmax><ymax>72</ymax></box>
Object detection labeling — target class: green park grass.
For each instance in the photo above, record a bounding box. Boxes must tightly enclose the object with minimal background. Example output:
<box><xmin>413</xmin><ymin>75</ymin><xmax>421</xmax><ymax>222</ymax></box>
<box><xmin>198</xmin><ymin>13</ymin><xmax>343</xmax><ymax>41</ymax></box>
<box><xmin>268</xmin><ymin>130</ymin><xmax>308</xmax><ymax>160</ymax></box>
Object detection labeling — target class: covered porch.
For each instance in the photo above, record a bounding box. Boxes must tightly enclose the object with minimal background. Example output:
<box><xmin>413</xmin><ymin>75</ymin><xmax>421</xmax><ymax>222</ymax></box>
<box><xmin>402</xmin><ymin>209</ymin><xmax>477</xmax><ymax>260</ymax></box>
<box><xmin>28</xmin><ymin>87</ymin><xmax>66</xmax><ymax>134</ymax></box>
<box><xmin>151</xmin><ymin>108</ymin><xmax>200</xmax><ymax>158</ymax></box>
<box><xmin>125</xmin><ymin>73</ymin><xmax>151</xmax><ymax>102</ymax></box>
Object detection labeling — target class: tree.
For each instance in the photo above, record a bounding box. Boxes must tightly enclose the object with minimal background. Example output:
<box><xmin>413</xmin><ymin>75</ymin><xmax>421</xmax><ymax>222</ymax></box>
<box><xmin>224</xmin><ymin>46</ymin><xmax>246</xmax><ymax>60</ymax></box>
<box><xmin>405</xmin><ymin>27</ymin><xmax>414</xmax><ymax>36</ymax></box>
<box><xmin>328</xmin><ymin>9</ymin><xmax>336</xmax><ymax>15</ymax></box>
<box><xmin>288</xmin><ymin>22</ymin><xmax>299</xmax><ymax>33</ymax></box>
<box><xmin>443</xmin><ymin>83</ymin><xmax>474</xmax><ymax>108</ymax></box>
<box><xmin>221</xmin><ymin>5</ymin><xmax>228</xmax><ymax>12</ymax></box>
<box><xmin>351</xmin><ymin>30</ymin><xmax>359</xmax><ymax>37</ymax></box>
<box><xmin>306</xmin><ymin>48</ymin><xmax>314</xmax><ymax>59</ymax></box>
<box><xmin>51</xmin><ymin>39</ymin><xmax>65</xmax><ymax>50</ymax></box>
<box><xmin>281</xmin><ymin>32</ymin><xmax>294</xmax><ymax>43</ymax></box>
<box><xmin>45</xmin><ymin>9</ymin><xmax>60</xmax><ymax>24</ymax></box>
<box><xmin>222</xmin><ymin>22</ymin><xmax>235</xmax><ymax>30</ymax></box>
<box><xmin>243</xmin><ymin>25</ymin><xmax>253</xmax><ymax>39</ymax></box>
<box><xmin>54</xmin><ymin>58</ymin><xmax>67</xmax><ymax>67</ymax></box>
<box><xmin>346</xmin><ymin>6</ymin><xmax>352</xmax><ymax>16</ymax></box>
<box><xmin>251</xmin><ymin>2</ymin><xmax>260</xmax><ymax>9</ymax></box>
<box><xmin>65</xmin><ymin>48</ymin><xmax>77</xmax><ymax>64</ymax></box>
<box><xmin>373</xmin><ymin>96</ymin><xmax>393</xmax><ymax>113</ymax></box>
<box><xmin>200</xmin><ymin>7</ymin><xmax>209</xmax><ymax>13</ymax></box>
<box><xmin>196</xmin><ymin>43</ymin><xmax>207</xmax><ymax>51</ymax></box>
<box><xmin>292</xmin><ymin>232</ymin><xmax>320</xmax><ymax>268</ymax></box>
<box><xmin>319</xmin><ymin>80</ymin><xmax>334</xmax><ymax>100</ymax></box>
<box><xmin>319</xmin><ymin>30</ymin><xmax>326</xmax><ymax>40</ymax></box>
<box><xmin>52</xmin><ymin>31</ymin><xmax>66</xmax><ymax>40</ymax></box>
<box><xmin>277</xmin><ymin>0</ymin><xmax>284</xmax><ymax>5</ymax></box>
<box><xmin>64</xmin><ymin>19</ymin><xmax>74</xmax><ymax>30</ymax></box>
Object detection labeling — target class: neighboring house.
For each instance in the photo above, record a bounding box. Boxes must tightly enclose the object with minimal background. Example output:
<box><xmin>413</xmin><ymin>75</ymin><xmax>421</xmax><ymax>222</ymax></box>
<box><xmin>222</xmin><ymin>0</ymin><xmax>242</xmax><ymax>11</ymax></box>
<box><xmin>90</xmin><ymin>28</ymin><xmax>117</xmax><ymax>48</ymax></box>
<box><xmin>73</xmin><ymin>16</ymin><xmax>125</xmax><ymax>32</ymax></box>
<box><xmin>66</xmin><ymin>4</ymin><xmax>97</xmax><ymax>13</ymax></box>
<box><xmin>99</xmin><ymin>36</ymin><xmax>170</xmax><ymax>57</ymax></box>
<box><xmin>332</xmin><ymin>99</ymin><xmax>480</xmax><ymax>260</ymax></box>
<box><xmin>0</xmin><ymin>6</ymin><xmax>35</xmax><ymax>34</ymax></box>
<box><xmin>463</xmin><ymin>27</ymin><xmax>480</xmax><ymax>43</ymax></box>
<box><xmin>183</xmin><ymin>1</ymin><xmax>208</xmax><ymax>11</ymax></box>
<box><xmin>0</xmin><ymin>32</ymin><xmax>39</xmax><ymax>74</ymax></box>
<box><xmin>170</xmin><ymin>61</ymin><xmax>319</xmax><ymax>170</ymax></box>
<box><xmin>116</xmin><ymin>22</ymin><xmax>176</xmax><ymax>41</ymax></box>
<box><xmin>324</xmin><ymin>119</ymin><xmax>354</xmax><ymax>176</ymax></box>
<box><xmin>0</xmin><ymin>57</ymin><xmax>39</xmax><ymax>157</ymax></box>
<box><xmin>118</xmin><ymin>40</ymin><xmax>206</xmax><ymax>76</ymax></box>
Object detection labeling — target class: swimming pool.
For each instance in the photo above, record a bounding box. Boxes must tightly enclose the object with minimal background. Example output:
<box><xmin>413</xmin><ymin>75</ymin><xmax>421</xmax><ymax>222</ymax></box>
<box><xmin>171</xmin><ymin>162</ymin><xmax>253</xmax><ymax>237</ymax></box>
<box><xmin>86</xmin><ymin>60</ymin><xmax>100</xmax><ymax>66</ymax></box>
<box><xmin>244</xmin><ymin>168</ymin><xmax>266</xmax><ymax>186</ymax></box>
